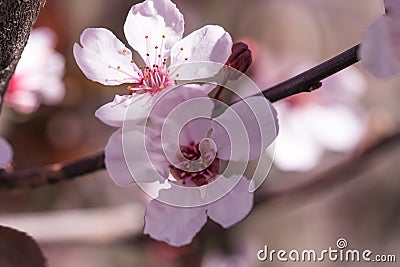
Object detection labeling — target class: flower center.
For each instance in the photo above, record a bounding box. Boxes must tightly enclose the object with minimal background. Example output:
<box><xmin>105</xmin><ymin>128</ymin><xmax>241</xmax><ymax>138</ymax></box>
<box><xmin>170</xmin><ymin>141</ymin><xmax>220</xmax><ymax>186</ymax></box>
<box><xmin>129</xmin><ymin>64</ymin><xmax>173</xmax><ymax>95</ymax></box>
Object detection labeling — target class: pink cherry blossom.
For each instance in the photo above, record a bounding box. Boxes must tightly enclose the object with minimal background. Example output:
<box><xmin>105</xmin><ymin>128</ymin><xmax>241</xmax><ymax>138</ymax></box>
<box><xmin>5</xmin><ymin>28</ymin><xmax>65</xmax><ymax>114</ymax></box>
<box><xmin>105</xmin><ymin>95</ymin><xmax>277</xmax><ymax>246</ymax></box>
<box><xmin>359</xmin><ymin>0</ymin><xmax>400</xmax><ymax>78</ymax></box>
<box><xmin>73</xmin><ymin>0</ymin><xmax>233</xmax><ymax>127</ymax></box>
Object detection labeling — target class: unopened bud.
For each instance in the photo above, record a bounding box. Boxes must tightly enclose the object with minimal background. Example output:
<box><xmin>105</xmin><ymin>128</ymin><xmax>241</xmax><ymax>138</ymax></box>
<box><xmin>225</xmin><ymin>42</ymin><xmax>252</xmax><ymax>80</ymax></box>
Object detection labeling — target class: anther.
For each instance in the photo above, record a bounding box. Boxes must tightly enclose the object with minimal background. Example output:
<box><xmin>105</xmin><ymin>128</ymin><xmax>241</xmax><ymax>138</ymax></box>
<box><xmin>117</xmin><ymin>66</ymin><xmax>121</xmax><ymax>70</ymax></box>
<box><xmin>145</xmin><ymin>35</ymin><xmax>149</xmax><ymax>39</ymax></box>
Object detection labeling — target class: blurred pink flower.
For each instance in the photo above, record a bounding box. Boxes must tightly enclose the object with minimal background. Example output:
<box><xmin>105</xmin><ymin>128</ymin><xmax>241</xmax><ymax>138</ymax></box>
<box><xmin>5</xmin><ymin>28</ymin><xmax>65</xmax><ymax>114</ymax></box>
<box><xmin>74</xmin><ymin>0</ymin><xmax>232</xmax><ymax>126</ymax></box>
<box><xmin>272</xmin><ymin>65</ymin><xmax>367</xmax><ymax>172</ymax></box>
<box><xmin>105</xmin><ymin>96</ymin><xmax>277</xmax><ymax>246</ymax></box>
<box><xmin>0</xmin><ymin>137</ymin><xmax>12</xmax><ymax>168</ymax></box>
<box><xmin>359</xmin><ymin>0</ymin><xmax>400</xmax><ymax>78</ymax></box>
<box><xmin>0</xmin><ymin>98</ymin><xmax>13</xmax><ymax>167</ymax></box>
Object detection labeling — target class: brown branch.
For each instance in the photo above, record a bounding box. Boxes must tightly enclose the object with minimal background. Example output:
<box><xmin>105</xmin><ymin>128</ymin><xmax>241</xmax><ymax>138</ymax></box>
<box><xmin>0</xmin><ymin>152</ymin><xmax>105</xmax><ymax>191</ymax></box>
<box><xmin>261</xmin><ymin>44</ymin><xmax>360</xmax><ymax>102</ymax></box>
<box><xmin>0</xmin><ymin>0</ymin><xmax>42</xmax><ymax>106</ymax></box>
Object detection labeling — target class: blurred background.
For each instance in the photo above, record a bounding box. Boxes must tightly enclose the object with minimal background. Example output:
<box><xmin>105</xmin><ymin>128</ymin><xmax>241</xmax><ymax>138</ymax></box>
<box><xmin>1</xmin><ymin>0</ymin><xmax>400</xmax><ymax>266</ymax></box>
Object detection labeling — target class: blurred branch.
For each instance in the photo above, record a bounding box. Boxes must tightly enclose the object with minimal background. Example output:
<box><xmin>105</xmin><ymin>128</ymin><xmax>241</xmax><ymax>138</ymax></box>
<box><xmin>256</xmin><ymin>131</ymin><xmax>400</xmax><ymax>206</ymax></box>
<box><xmin>261</xmin><ymin>44</ymin><xmax>360</xmax><ymax>102</ymax></box>
<box><xmin>0</xmin><ymin>151</ymin><xmax>104</xmax><ymax>191</ymax></box>
<box><xmin>0</xmin><ymin>203</ymin><xmax>145</xmax><ymax>243</ymax></box>
<box><xmin>0</xmin><ymin>43</ymin><xmax>361</xmax><ymax>191</ymax></box>
<box><xmin>0</xmin><ymin>0</ymin><xmax>42</xmax><ymax>107</ymax></box>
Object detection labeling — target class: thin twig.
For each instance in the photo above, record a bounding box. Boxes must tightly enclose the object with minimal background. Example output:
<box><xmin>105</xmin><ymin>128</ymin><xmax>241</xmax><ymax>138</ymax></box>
<box><xmin>261</xmin><ymin>44</ymin><xmax>360</xmax><ymax>102</ymax></box>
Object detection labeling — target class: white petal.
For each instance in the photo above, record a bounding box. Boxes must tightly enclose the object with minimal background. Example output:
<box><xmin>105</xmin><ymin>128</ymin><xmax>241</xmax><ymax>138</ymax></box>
<box><xmin>73</xmin><ymin>28</ymin><xmax>139</xmax><ymax>85</ymax></box>
<box><xmin>304</xmin><ymin>104</ymin><xmax>365</xmax><ymax>152</ymax></box>
<box><xmin>212</xmin><ymin>96</ymin><xmax>278</xmax><ymax>161</ymax></box>
<box><xmin>124</xmin><ymin>0</ymin><xmax>184</xmax><ymax>65</ymax></box>
<box><xmin>0</xmin><ymin>137</ymin><xmax>13</xmax><ymax>168</ymax></box>
<box><xmin>272</xmin><ymin>104</ymin><xmax>323</xmax><ymax>172</ymax></box>
<box><xmin>169</xmin><ymin>25</ymin><xmax>233</xmax><ymax>80</ymax></box>
<box><xmin>144</xmin><ymin>198</ymin><xmax>207</xmax><ymax>247</ymax></box>
<box><xmin>95</xmin><ymin>95</ymin><xmax>133</xmax><ymax>127</ymax></box>
<box><xmin>207</xmin><ymin>176</ymin><xmax>253</xmax><ymax>228</ymax></box>
<box><xmin>360</xmin><ymin>16</ymin><xmax>400</xmax><ymax>78</ymax></box>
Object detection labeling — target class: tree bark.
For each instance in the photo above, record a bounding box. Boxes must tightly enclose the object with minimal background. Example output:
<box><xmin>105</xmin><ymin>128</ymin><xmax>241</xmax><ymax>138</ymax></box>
<box><xmin>0</xmin><ymin>0</ymin><xmax>42</xmax><ymax>101</ymax></box>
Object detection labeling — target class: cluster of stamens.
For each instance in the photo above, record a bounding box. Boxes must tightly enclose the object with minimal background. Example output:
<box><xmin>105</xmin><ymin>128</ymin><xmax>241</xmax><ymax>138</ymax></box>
<box><xmin>113</xmin><ymin>35</ymin><xmax>189</xmax><ymax>96</ymax></box>
<box><xmin>170</xmin><ymin>141</ymin><xmax>220</xmax><ymax>186</ymax></box>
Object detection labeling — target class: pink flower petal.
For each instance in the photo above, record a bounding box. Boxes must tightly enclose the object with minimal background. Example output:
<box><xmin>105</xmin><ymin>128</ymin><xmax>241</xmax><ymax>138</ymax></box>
<box><xmin>169</xmin><ymin>25</ymin><xmax>233</xmax><ymax>80</ymax></box>
<box><xmin>124</xmin><ymin>0</ymin><xmax>184</xmax><ymax>65</ymax></box>
<box><xmin>105</xmin><ymin>129</ymin><xmax>135</xmax><ymax>186</ymax></box>
<box><xmin>6</xmin><ymin>90</ymin><xmax>40</xmax><ymax>114</ymax></box>
<box><xmin>207</xmin><ymin>176</ymin><xmax>253</xmax><ymax>228</ymax></box>
<box><xmin>304</xmin><ymin>104</ymin><xmax>365</xmax><ymax>152</ymax></box>
<box><xmin>149</xmin><ymin>83</ymin><xmax>216</xmax><ymax>128</ymax></box>
<box><xmin>95</xmin><ymin>93</ymin><xmax>159</xmax><ymax>127</ymax></box>
<box><xmin>95</xmin><ymin>95</ymin><xmax>133</xmax><ymax>127</ymax></box>
<box><xmin>73</xmin><ymin>28</ymin><xmax>139</xmax><ymax>85</ymax></box>
<box><xmin>360</xmin><ymin>16</ymin><xmax>400</xmax><ymax>78</ymax></box>
<box><xmin>105</xmin><ymin>129</ymin><xmax>169</xmax><ymax>186</ymax></box>
<box><xmin>0</xmin><ymin>137</ymin><xmax>13</xmax><ymax>168</ymax></box>
<box><xmin>144</xmin><ymin>198</ymin><xmax>207</xmax><ymax>247</ymax></box>
<box><xmin>212</xmin><ymin>96</ymin><xmax>278</xmax><ymax>161</ymax></box>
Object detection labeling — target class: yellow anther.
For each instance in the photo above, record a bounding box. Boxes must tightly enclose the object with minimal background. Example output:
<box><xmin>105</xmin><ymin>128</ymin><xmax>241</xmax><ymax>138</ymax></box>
<box><xmin>122</xmin><ymin>48</ymin><xmax>127</xmax><ymax>53</ymax></box>
<box><xmin>128</xmin><ymin>85</ymin><xmax>132</xmax><ymax>90</ymax></box>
